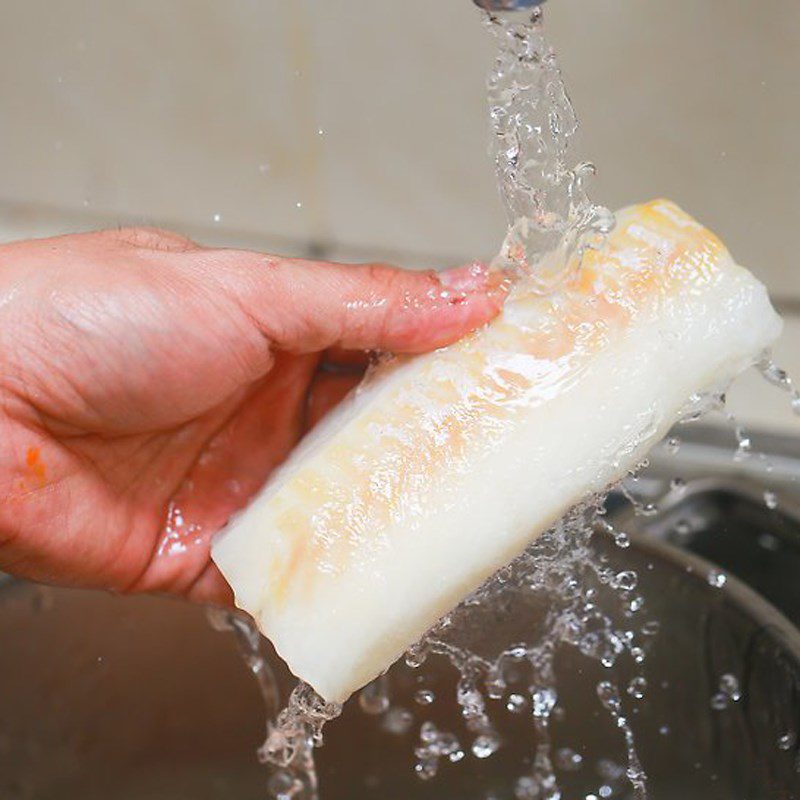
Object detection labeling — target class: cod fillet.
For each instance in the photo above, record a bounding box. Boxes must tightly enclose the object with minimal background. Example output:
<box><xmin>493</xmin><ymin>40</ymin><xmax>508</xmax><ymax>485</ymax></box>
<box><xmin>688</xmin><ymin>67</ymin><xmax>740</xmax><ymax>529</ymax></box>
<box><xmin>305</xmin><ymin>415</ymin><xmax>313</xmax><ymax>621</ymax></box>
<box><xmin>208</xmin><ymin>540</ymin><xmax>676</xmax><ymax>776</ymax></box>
<box><xmin>212</xmin><ymin>200</ymin><xmax>782</xmax><ymax>702</ymax></box>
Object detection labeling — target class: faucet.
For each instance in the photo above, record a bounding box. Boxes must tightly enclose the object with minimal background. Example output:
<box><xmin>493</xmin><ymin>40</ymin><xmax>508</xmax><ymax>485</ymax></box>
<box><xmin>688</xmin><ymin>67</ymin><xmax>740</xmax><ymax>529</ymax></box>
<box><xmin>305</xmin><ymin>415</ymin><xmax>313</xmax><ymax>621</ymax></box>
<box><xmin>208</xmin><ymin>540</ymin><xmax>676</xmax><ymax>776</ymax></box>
<box><xmin>472</xmin><ymin>0</ymin><xmax>546</xmax><ymax>9</ymax></box>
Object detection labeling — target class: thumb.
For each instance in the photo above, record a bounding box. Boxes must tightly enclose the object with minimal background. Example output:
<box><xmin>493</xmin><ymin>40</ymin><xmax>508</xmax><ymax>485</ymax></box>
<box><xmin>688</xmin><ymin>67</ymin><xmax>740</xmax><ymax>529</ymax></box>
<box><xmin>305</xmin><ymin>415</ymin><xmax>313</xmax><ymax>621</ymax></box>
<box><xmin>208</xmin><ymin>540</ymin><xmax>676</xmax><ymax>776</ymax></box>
<box><xmin>198</xmin><ymin>251</ymin><xmax>509</xmax><ymax>353</ymax></box>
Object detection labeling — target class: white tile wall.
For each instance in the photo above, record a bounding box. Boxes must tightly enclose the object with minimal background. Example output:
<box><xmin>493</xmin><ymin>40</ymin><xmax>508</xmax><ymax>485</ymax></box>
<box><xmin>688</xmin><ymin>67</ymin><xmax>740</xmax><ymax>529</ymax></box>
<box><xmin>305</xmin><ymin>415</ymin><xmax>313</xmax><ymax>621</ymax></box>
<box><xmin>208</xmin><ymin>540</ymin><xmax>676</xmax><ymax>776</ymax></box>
<box><xmin>1</xmin><ymin>0</ymin><xmax>797</xmax><ymax>283</ymax></box>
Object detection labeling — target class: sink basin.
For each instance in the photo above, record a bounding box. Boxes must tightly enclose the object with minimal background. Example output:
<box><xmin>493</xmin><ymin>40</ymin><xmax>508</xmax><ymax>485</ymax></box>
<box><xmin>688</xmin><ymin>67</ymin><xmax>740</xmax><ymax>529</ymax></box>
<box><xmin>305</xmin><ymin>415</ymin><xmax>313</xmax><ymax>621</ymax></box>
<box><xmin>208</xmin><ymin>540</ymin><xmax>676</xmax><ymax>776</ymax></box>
<box><xmin>1</xmin><ymin>519</ymin><xmax>799</xmax><ymax>799</ymax></box>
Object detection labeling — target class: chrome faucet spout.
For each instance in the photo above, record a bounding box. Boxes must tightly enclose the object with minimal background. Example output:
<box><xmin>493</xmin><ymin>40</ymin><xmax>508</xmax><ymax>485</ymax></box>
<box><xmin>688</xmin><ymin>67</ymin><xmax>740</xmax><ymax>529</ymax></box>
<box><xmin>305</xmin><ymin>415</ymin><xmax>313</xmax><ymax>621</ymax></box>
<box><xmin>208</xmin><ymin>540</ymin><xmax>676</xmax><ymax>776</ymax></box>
<box><xmin>473</xmin><ymin>0</ymin><xmax>546</xmax><ymax>10</ymax></box>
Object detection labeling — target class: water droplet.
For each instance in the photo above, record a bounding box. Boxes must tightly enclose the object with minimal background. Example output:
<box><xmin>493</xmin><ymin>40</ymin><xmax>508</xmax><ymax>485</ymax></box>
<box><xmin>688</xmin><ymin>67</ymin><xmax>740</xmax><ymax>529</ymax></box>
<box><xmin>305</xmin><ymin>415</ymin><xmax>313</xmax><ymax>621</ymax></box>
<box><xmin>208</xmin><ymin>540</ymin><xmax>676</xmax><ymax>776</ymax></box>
<box><xmin>317</xmin><ymin>128</ymin><xmax>325</xmax><ymax>136</ymax></box>
<box><xmin>710</xmin><ymin>692</ymin><xmax>730</xmax><ymax>711</ymax></box>
<box><xmin>734</xmin><ymin>433</ymin><xmax>752</xmax><ymax>461</ymax></box>
<box><xmin>405</xmin><ymin>645</ymin><xmax>428</xmax><ymax>669</ymax></box>
<box><xmin>472</xmin><ymin>734</ymin><xmax>500</xmax><ymax>759</ymax></box>
<box><xmin>597</xmin><ymin>758</ymin><xmax>625</xmax><ymax>781</ymax></box>
<box><xmin>778</xmin><ymin>731</ymin><xmax>797</xmax><ymax>751</ymax></box>
<box><xmin>485</xmin><ymin>667</ymin><xmax>506</xmax><ymax>699</ymax></box>
<box><xmin>555</xmin><ymin>747</ymin><xmax>583</xmax><ymax>771</ymax></box>
<box><xmin>597</xmin><ymin>681</ymin><xmax>621</xmax><ymax>713</ymax></box>
<box><xmin>627</xmin><ymin>677</ymin><xmax>647</xmax><ymax>700</ymax></box>
<box><xmin>628</xmin><ymin>595</ymin><xmax>644</xmax><ymax>613</ymax></box>
<box><xmin>295</xmin><ymin>201</ymin><xmax>303</xmax><ymax>209</ymax></box>
<box><xmin>719</xmin><ymin>673</ymin><xmax>741</xmax><ymax>701</ymax></box>
<box><xmin>612</xmin><ymin>570</ymin><xmax>638</xmax><ymax>591</ymax></box>
<box><xmin>531</xmin><ymin>687</ymin><xmax>557</xmax><ymax>718</ymax></box>
<box><xmin>420</xmin><ymin>721</ymin><xmax>438</xmax><ymax>743</ymax></box>
<box><xmin>212</xmin><ymin>213</ymin><xmax>222</xmax><ymax>223</ymax></box>
<box><xmin>659</xmin><ymin>725</ymin><xmax>670</xmax><ymax>735</ymax></box>
<box><xmin>414</xmin><ymin>689</ymin><xmax>435</xmax><ymax>706</ymax></box>
<box><xmin>707</xmin><ymin>569</ymin><xmax>727</xmax><ymax>589</ymax></box>
<box><xmin>358</xmin><ymin>677</ymin><xmax>389</xmax><ymax>715</ymax></box>
<box><xmin>512</xmin><ymin>777</ymin><xmax>532</xmax><ymax>799</ymax></box>
<box><xmin>613</xmin><ymin>531</ymin><xmax>631</xmax><ymax>549</ymax></box>
<box><xmin>506</xmin><ymin>693</ymin><xmax>527</xmax><ymax>713</ymax></box>
<box><xmin>764</xmin><ymin>490</ymin><xmax>779</xmax><ymax>510</ymax></box>
<box><xmin>641</xmin><ymin>620</ymin><xmax>660</xmax><ymax>636</ymax></box>
<box><xmin>711</xmin><ymin>674</ymin><xmax>741</xmax><ymax>709</ymax></box>
<box><xmin>382</xmin><ymin>707</ymin><xmax>413</xmax><ymax>735</ymax></box>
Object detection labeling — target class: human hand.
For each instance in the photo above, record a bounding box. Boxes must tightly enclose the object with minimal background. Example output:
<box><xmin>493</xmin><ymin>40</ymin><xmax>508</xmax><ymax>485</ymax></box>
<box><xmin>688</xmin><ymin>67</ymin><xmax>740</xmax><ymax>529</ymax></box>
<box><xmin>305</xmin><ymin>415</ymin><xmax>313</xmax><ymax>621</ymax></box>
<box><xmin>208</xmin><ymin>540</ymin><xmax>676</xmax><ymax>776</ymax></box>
<box><xmin>0</xmin><ymin>228</ymin><xmax>506</xmax><ymax>604</ymax></box>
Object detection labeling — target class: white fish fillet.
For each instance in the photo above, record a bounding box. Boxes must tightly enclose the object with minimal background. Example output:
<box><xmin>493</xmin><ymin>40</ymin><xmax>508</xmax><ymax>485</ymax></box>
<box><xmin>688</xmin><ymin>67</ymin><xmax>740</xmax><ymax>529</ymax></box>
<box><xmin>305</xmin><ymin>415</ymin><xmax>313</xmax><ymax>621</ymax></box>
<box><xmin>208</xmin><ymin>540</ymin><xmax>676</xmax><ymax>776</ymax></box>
<box><xmin>212</xmin><ymin>200</ymin><xmax>782</xmax><ymax>702</ymax></box>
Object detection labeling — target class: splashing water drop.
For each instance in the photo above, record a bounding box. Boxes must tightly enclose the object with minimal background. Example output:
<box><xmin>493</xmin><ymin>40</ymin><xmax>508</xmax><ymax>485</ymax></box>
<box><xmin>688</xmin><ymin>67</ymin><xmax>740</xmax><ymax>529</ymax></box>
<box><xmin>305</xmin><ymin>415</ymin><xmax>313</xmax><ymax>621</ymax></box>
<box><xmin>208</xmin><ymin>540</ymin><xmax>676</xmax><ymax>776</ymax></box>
<box><xmin>507</xmin><ymin>693</ymin><xmax>528</xmax><ymax>713</ymax></box>
<box><xmin>472</xmin><ymin>734</ymin><xmax>501</xmax><ymax>760</ymax></box>
<box><xmin>627</xmin><ymin>677</ymin><xmax>647</xmax><ymax>700</ymax></box>
<box><xmin>757</xmin><ymin>355</ymin><xmax>800</xmax><ymax>415</ymax></box>
<box><xmin>707</xmin><ymin>570</ymin><xmax>727</xmax><ymax>589</ymax></box>
<box><xmin>414</xmin><ymin>689</ymin><xmax>436</xmax><ymax>706</ymax></box>
<box><xmin>405</xmin><ymin>643</ymin><xmax>429</xmax><ymax>669</ymax></box>
<box><xmin>764</xmin><ymin>490</ymin><xmax>779</xmax><ymax>510</ymax></box>
<box><xmin>710</xmin><ymin>693</ymin><xmax>730</xmax><ymax>711</ymax></box>
<box><xmin>778</xmin><ymin>731</ymin><xmax>797</xmax><ymax>751</ymax></box>
<box><xmin>612</xmin><ymin>571</ymin><xmax>638</xmax><ymax>592</ymax></box>
<box><xmin>719</xmin><ymin>673</ymin><xmax>741</xmax><ymax>701</ymax></box>
<box><xmin>359</xmin><ymin>676</ymin><xmax>390</xmax><ymax>715</ymax></box>
<box><xmin>382</xmin><ymin>707</ymin><xmax>413</xmax><ymax>736</ymax></box>
<box><xmin>414</xmin><ymin>722</ymin><xmax>463</xmax><ymax>780</ymax></box>
<box><xmin>555</xmin><ymin>747</ymin><xmax>584</xmax><ymax>772</ymax></box>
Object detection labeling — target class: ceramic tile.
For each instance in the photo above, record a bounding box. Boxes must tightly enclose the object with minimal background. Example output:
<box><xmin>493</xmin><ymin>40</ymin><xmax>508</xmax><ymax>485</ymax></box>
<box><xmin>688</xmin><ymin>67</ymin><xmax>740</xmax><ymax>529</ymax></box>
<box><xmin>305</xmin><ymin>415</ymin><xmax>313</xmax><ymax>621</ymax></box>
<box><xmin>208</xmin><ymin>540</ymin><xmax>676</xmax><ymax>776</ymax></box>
<box><xmin>0</xmin><ymin>0</ymin><xmax>318</xmax><ymax>243</ymax></box>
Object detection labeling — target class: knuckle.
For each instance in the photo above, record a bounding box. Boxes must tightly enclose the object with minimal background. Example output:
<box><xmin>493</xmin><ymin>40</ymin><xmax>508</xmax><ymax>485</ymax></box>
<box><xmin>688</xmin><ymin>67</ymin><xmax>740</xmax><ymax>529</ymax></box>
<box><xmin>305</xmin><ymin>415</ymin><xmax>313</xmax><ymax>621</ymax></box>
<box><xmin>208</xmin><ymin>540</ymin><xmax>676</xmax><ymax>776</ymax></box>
<box><xmin>104</xmin><ymin>226</ymin><xmax>198</xmax><ymax>253</ymax></box>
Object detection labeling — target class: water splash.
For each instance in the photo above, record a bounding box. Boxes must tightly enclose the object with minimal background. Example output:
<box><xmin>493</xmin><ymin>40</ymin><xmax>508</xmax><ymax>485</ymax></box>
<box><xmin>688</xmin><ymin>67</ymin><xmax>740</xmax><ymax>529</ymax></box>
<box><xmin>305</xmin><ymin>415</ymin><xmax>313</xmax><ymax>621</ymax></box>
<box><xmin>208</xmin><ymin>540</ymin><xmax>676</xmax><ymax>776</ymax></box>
<box><xmin>260</xmin><ymin>683</ymin><xmax>342</xmax><ymax>798</ymax></box>
<box><xmin>757</xmin><ymin>354</ymin><xmax>800</xmax><ymax>415</ymax></box>
<box><xmin>394</xmin><ymin>504</ymin><xmax>651</xmax><ymax>798</ymax></box>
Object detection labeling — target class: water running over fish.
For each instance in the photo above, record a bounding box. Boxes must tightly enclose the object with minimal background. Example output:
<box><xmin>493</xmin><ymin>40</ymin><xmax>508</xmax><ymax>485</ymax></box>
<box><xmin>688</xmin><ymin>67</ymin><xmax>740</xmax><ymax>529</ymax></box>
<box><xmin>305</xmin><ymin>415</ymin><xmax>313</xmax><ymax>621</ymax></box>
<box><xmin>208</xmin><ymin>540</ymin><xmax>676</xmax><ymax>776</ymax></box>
<box><xmin>484</xmin><ymin>8</ymin><xmax>614</xmax><ymax>289</ymax></box>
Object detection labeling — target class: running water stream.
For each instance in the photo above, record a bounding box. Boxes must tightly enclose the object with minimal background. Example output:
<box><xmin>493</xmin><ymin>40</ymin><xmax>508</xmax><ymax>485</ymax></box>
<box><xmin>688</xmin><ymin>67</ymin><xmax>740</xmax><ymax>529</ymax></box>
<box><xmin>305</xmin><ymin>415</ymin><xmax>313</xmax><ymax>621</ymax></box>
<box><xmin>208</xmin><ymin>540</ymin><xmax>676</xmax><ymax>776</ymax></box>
<box><xmin>484</xmin><ymin>8</ymin><xmax>614</xmax><ymax>289</ymax></box>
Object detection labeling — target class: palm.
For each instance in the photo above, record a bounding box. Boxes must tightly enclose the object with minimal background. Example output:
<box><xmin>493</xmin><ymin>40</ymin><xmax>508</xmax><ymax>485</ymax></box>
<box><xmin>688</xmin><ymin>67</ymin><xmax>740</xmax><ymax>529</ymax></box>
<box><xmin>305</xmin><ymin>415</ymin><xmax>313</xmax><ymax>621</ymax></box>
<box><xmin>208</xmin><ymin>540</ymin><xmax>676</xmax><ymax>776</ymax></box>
<box><xmin>15</xmin><ymin>352</ymin><xmax>322</xmax><ymax>604</ymax></box>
